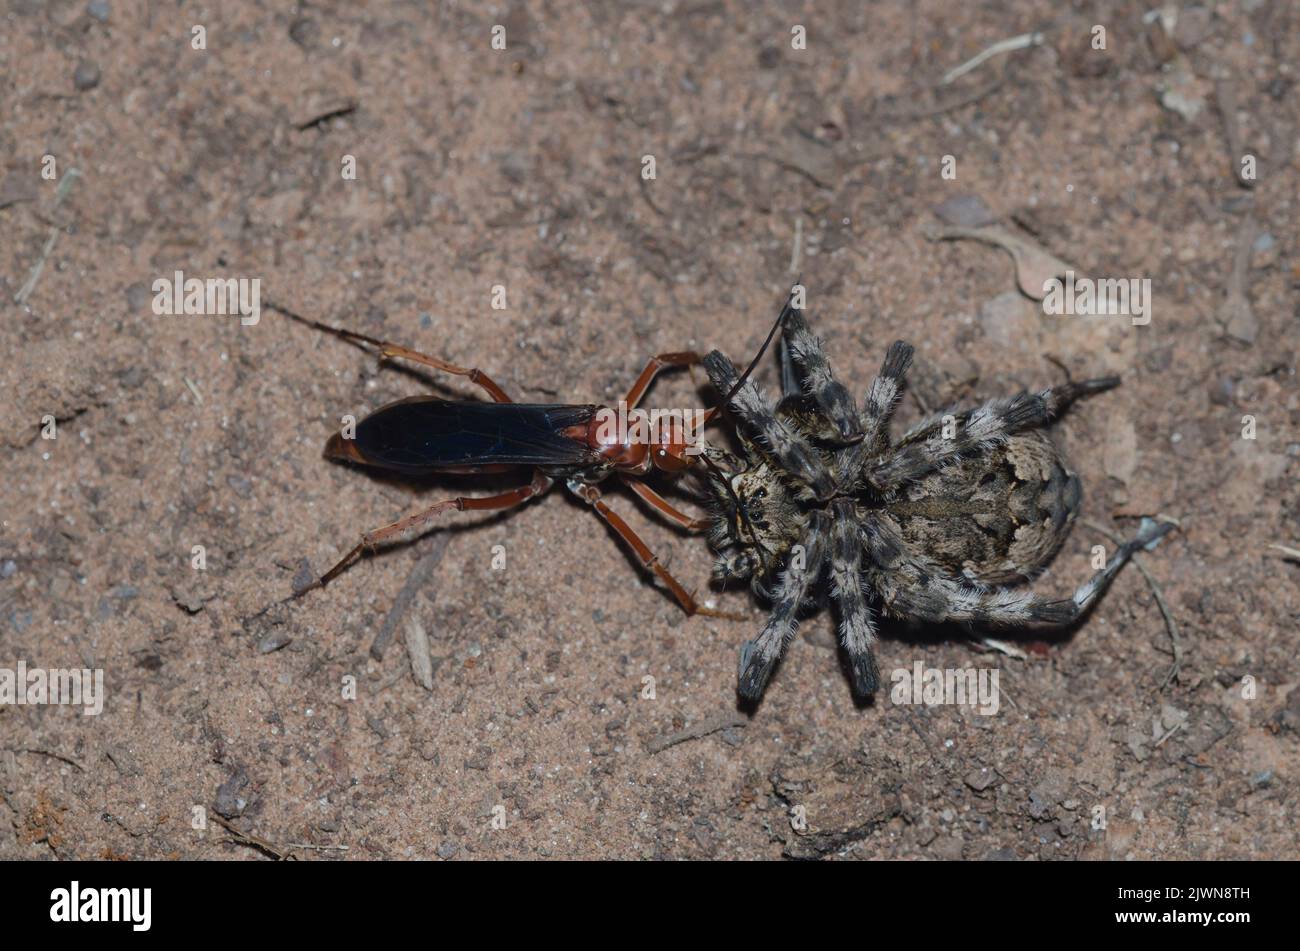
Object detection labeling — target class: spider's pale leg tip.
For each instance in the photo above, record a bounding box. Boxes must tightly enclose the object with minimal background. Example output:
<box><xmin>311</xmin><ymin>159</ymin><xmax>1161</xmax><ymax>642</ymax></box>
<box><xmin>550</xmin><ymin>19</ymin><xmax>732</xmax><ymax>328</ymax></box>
<box><xmin>1138</xmin><ymin>517</ymin><xmax>1179</xmax><ymax>550</ymax></box>
<box><xmin>885</xmin><ymin>341</ymin><xmax>915</xmax><ymax>373</ymax></box>
<box><xmin>737</xmin><ymin>668</ymin><xmax>775</xmax><ymax>701</ymax></box>
<box><xmin>849</xmin><ymin>652</ymin><xmax>880</xmax><ymax>698</ymax></box>
<box><xmin>737</xmin><ymin>641</ymin><xmax>778</xmax><ymax>700</ymax></box>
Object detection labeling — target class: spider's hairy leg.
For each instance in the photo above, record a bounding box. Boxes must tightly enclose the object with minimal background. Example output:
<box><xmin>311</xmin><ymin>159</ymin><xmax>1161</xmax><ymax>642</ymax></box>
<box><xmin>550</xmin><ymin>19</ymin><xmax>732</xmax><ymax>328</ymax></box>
<box><xmin>737</xmin><ymin>511</ymin><xmax>830</xmax><ymax>700</ymax></box>
<box><xmin>702</xmin><ymin>351</ymin><xmax>836</xmax><ymax>500</ymax></box>
<box><xmin>781</xmin><ymin>308</ymin><xmax>863</xmax><ymax>442</ymax></box>
<box><xmin>868</xmin><ymin>392</ymin><xmax>1042</xmax><ymax>489</ymax></box>
<box><xmin>866</xmin><ymin>376</ymin><xmax>1119</xmax><ymax>491</ymax></box>
<box><xmin>1048</xmin><ymin>517</ymin><xmax>1176</xmax><ymax>619</ymax></box>
<box><xmin>859</xmin><ymin>340</ymin><xmax>914</xmax><ymax>450</ymax></box>
<box><xmin>1042</xmin><ymin>376</ymin><xmax>1121</xmax><ymax>414</ymax></box>
<box><xmin>898</xmin><ymin>377</ymin><xmax>1117</xmax><ymax>446</ymax></box>
<box><xmin>865</xmin><ymin>517</ymin><xmax>1177</xmax><ymax>628</ymax></box>
<box><xmin>897</xmin><ymin>407</ymin><xmax>964</xmax><ymax>443</ymax></box>
<box><xmin>834</xmin><ymin>340</ymin><xmax>914</xmax><ymax>488</ymax></box>
<box><xmin>828</xmin><ymin>499</ymin><xmax>880</xmax><ymax>696</ymax></box>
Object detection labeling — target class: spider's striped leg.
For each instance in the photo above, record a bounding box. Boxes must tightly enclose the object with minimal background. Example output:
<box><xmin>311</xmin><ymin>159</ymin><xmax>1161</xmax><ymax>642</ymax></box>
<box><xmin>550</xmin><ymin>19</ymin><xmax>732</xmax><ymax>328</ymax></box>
<box><xmin>858</xmin><ymin>340</ymin><xmax>914</xmax><ymax>450</ymax></box>
<box><xmin>1041</xmin><ymin>376</ymin><xmax>1121</xmax><ymax>415</ymax></box>
<box><xmin>703</xmin><ymin>351</ymin><xmax>836</xmax><ymax>500</ymax></box>
<box><xmin>834</xmin><ymin>340</ymin><xmax>914</xmax><ymax>488</ymax></box>
<box><xmin>1052</xmin><ymin>518</ymin><xmax>1176</xmax><ymax>618</ymax></box>
<box><xmin>865</xmin><ymin>376</ymin><xmax>1119</xmax><ymax>493</ymax></box>
<box><xmin>737</xmin><ymin>511</ymin><xmax>830</xmax><ymax>700</ymax></box>
<box><xmin>895</xmin><ymin>377</ymin><xmax>1113</xmax><ymax>447</ymax></box>
<box><xmin>781</xmin><ymin>308</ymin><xmax>862</xmax><ymax>443</ymax></box>
<box><xmin>828</xmin><ymin>499</ymin><xmax>880</xmax><ymax>696</ymax></box>
<box><xmin>896</xmin><ymin>407</ymin><xmax>964</xmax><ymax>443</ymax></box>
<box><xmin>864</xmin><ymin>517</ymin><xmax>1176</xmax><ymax>627</ymax></box>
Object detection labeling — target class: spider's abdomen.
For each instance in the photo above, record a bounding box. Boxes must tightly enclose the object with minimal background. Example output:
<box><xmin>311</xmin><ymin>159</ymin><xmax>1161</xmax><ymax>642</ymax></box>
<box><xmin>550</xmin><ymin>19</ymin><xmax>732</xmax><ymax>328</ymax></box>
<box><xmin>883</xmin><ymin>430</ymin><xmax>1081</xmax><ymax>585</ymax></box>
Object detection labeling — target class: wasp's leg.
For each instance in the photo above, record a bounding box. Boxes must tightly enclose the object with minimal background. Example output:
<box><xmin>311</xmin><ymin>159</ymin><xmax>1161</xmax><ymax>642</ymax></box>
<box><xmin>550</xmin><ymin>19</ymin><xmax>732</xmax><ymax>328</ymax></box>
<box><xmin>267</xmin><ymin>301</ymin><xmax>514</xmax><ymax>402</ymax></box>
<box><xmin>566</xmin><ymin>479</ymin><xmax>741</xmax><ymax>620</ymax></box>
<box><xmin>621</xmin><ymin>475</ymin><xmax>711</xmax><ymax>532</ymax></box>
<box><xmin>307</xmin><ymin>471</ymin><xmax>553</xmax><ymax>592</ymax></box>
<box><xmin>622</xmin><ymin>352</ymin><xmax>704</xmax><ymax>409</ymax></box>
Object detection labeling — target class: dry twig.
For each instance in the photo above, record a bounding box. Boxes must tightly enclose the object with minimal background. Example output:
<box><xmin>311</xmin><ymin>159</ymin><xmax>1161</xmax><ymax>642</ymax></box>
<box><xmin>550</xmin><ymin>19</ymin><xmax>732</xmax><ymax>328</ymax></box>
<box><xmin>210</xmin><ymin>813</ymin><xmax>291</xmax><ymax>861</ymax></box>
<box><xmin>646</xmin><ymin>711</ymin><xmax>748</xmax><ymax>754</ymax></box>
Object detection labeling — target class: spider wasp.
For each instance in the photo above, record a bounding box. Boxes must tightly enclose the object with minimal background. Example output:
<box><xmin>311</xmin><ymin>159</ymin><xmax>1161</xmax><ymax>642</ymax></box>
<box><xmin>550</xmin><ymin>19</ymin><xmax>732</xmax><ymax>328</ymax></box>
<box><xmin>268</xmin><ymin>294</ymin><xmax>790</xmax><ymax>619</ymax></box>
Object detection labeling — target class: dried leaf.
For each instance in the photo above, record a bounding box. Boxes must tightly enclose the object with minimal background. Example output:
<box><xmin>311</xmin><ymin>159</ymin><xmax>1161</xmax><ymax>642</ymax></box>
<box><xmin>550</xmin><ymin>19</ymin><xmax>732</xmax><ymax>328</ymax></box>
<box><xmin>924</xmin><ymin>224</ymin><xmax>1075</xmax><ymax>300</ymax></box>
<box><xmin>405</xmin><ymin>617</ymin><xmax>434</xmax><ymax>691</ymax></box>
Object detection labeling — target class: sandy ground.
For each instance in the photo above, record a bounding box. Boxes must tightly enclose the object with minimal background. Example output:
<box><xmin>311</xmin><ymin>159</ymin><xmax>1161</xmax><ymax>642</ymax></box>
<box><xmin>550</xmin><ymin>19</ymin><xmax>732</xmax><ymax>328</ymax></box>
<box><xmin>1</xmin><ymin>0</ymin><xmax>1297</xmax><ymax>860</ymax></box>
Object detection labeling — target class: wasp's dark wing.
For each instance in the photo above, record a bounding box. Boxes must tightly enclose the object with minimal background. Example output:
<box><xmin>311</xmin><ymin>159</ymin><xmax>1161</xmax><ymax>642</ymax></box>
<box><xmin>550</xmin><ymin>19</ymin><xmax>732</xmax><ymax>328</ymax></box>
<box><xmin>331</xmin><ymin>396</ymin><xmax>600</xmax><ymax>474</ymax></box>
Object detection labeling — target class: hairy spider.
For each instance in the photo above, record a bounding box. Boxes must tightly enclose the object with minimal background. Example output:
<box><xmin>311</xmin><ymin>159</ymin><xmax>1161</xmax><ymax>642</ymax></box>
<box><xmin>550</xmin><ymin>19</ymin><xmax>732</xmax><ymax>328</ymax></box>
<box><xmin>701</xmin><ymin>305</ymin><xmax>1176</xmax><ymax>701</ymax></box>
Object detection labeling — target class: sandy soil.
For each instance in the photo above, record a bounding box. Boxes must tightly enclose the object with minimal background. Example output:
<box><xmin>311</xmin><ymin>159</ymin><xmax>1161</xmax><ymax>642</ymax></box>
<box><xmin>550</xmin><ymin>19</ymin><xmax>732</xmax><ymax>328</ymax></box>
<box><xmin>1</xmin><ymin>0</ymin><xmax>1297</xmax><ymax>860</ymax></box>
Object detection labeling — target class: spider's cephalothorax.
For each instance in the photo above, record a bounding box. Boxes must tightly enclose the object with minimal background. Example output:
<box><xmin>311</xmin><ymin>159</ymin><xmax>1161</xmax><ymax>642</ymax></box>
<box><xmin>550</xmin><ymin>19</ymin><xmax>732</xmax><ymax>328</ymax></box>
<box><xmin>702</xmin><ymin>308</ymin><xmax>1176</xmax><ymax>701</ymax></box>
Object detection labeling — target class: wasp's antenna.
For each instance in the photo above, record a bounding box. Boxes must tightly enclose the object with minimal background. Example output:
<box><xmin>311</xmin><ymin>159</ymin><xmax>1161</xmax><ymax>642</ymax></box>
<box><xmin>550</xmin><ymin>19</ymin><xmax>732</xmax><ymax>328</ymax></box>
<box><xmin>705</xmin><ymin>279</ymin><xmax>802</xmax><ymax>424</ymax></box>
<box><xmin>725</xmin><ymin>278</ymin><xmax>802</xmax><ymax>405</ymax></box>
<box><xmin>264</xmin><ymin>298</ymin><xmax>391</xmax><ymax>355</ymax></box>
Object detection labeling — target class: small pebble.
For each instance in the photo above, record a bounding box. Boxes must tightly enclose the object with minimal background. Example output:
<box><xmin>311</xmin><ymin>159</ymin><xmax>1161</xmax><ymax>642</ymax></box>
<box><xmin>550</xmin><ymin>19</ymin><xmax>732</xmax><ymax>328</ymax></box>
<box><xmin>73</xmin><ymin>61</ymin><xmax>101</xmax><ymax>91</ymax></box>
<box><xmin>227</xmin><ymin>474</ymin><xmax>253</xmax><ymax>498</ymax></box>
<box><xmin>125</xmin><ymin>282</ymin><xmax>152</xmax><ymax>312</ymax></box>
<box><xmin>289</xmin><ymin>18</ymin><xmax>320</xmax><ymax>48</ymax></box>
<box><xmin>86</xmin><ymin>0</ymin><xmax>109</xmax><ymax>22</ymax></box>
<box><xmin>258</xmin><ymin>631</ymin><xmax>293</xmax><ymax>654</ymax></box>
<box><xmin>291</xmin><ymin>558</ymin><xmax>315</xmax><ymax>596</ymax></box>
<box><xmin>214</xmin><ymin>770</ymin><xmax>250</xmax><ymax>818</ymax></box>
<box><xmin>1208</xmin><ymin>376</ymin><xmax>1235</xmax><ymax>406</ymax></box>
<box><xmin>932</xmin><ymin>193</ymin><xmax>997</xmax><ymax>229</ymax></box>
